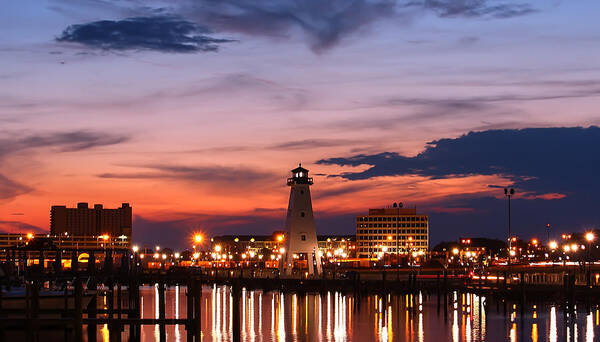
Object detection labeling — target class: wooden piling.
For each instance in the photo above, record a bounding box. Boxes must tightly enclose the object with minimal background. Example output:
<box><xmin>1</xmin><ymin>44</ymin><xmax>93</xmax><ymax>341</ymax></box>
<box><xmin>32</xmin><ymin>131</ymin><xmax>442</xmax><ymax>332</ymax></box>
<box><xmin>87</xmin><ymin>277</ymin><xmax>98</xmax><ymax>342</ymax></box>
<box><xmin>193</xmin><ymin>278</ymin><xmax>202</xmax><ymax>341</ymax></box>
<box><xmin>74</xmin><ymin>278</ymin><xmax>83</xmax><ymax>342</ymax></box>
<box><xmin>186</xmin><ymin>279</ymin><xmax>194</xmax><ymax>342</ymax></box>
<box><xmin>158</xmin><ymin>281</ymin><xmax>166</xmax><ymax>342</ymax></box>
<box><xmin>232</xmin><ymin>281</ymin><xmax>241</xmax><ymax>342</ymax></box>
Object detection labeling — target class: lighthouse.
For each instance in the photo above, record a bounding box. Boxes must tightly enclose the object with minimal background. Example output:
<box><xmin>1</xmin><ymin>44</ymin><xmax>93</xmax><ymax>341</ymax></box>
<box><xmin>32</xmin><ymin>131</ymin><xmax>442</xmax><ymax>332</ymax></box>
<box><xmin>281</xmin><ymin>164</ymin><xmax>322</xmax><ymax>276</ymax></box>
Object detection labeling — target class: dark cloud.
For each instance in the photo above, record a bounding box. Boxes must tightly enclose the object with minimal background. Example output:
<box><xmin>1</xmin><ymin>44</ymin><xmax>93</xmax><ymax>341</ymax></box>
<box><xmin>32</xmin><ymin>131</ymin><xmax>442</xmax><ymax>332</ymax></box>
<box><xmin>318</xmin><ymin>126</ymin><xmax>600</xmax><ymax>195</ymax></box>
<box><xmin>182</xmin><ymin>0</ymin><xmax>399</xmax><ymax>53</ymax></box>
<box><xmin>52</xmin><ymin>0</ymin><xmax>537</xmax><ymax>53</ymax></box>
<box><xmin>406</xmin><ymin>0</ymin><xmax>536</xmax><ymax>18</ymax></box>
<box><xmin>180</xmin><ymin>0</ymin><xmax>536</xmax><ymax>52</ymax></box>
<box><xmin>56</xmin><ymin>16</ymin><xmax>233</xmax><ymax>53</ymax></box>
<box><xmin>319</xmin><ymin>127</ymin><xmax>600</xmax><ymax>243</ymax></box>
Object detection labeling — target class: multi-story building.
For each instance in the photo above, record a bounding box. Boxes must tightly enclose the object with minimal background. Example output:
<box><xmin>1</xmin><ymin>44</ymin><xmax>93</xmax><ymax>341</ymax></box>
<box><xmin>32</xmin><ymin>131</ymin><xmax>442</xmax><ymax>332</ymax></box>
<box><xmin>356</xmin><ymin>206</ymin><xmax>429</xmax><ymax>258</ymax></box>
<box><xmin>50</xmin><ymin>202</ymin><xmax>132</xmax><ymax>237</ymax></box>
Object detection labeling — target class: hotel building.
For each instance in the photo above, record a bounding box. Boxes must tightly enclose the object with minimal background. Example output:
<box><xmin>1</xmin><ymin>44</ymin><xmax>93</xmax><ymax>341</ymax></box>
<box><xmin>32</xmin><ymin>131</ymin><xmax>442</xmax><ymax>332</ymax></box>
<box><xmin>50</xmin><ymin>202</ymin><xmax>132</xmax><ymax>238</ymax></box>
<box><xmin>356</xmin><ymin>207</ymin><xmax>429</xmax><ymax>258</ymax></box>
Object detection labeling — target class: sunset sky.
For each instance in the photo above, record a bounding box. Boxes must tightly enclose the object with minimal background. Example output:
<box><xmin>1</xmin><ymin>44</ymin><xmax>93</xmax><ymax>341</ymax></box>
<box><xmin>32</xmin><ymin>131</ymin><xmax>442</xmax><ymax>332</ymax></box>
<box><xmin>2</xmin><ymin>1</ymin><xmax>600</xmax><ymax>249</ymax></box>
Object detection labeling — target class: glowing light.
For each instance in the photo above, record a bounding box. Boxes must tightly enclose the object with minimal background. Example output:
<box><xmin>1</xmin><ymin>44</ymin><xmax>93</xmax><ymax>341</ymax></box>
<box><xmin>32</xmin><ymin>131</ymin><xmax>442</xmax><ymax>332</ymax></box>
<box><xmin>26</xmin><ymin>233</ymin><xmax>34</xmax><ymax>240</ymax></box>
<box><xmin>174</xmin><ymin>252</ymin><xmax>180</xmax><ymax>258</ymax></box>
<box><xmin>586</xmin><ymin>232</ymin><xmax>595</xmax><ymax>242</ymax></box>
<box><xmin>153</xmin><ymin>253</ymin><xmax>159</xmax><ymax>259</ymax></box>
<box><xmin>509</xmin><ymin>250</ymin><xmax>516</xmax><ymax>256</ymax></box>
<box><xmin>279</xmin><ymin>247</ymin><xmax>285</xmax><ymax>254</ymax></box>
<box><xmin>563</xmin><ymin>245</ymin><xmax>571</xmax><ymax>253</ymax></box>
<box><xmin>193</xmin><ymin>253</ymin><xmax>199</xmax><ymax>259</ymax></box>
<box><xmin>549</xmin><ymin>241</ymin><xmax>558</xmax><ymax>250</ymax></box>
<box><xmin>102</xmin><ymin>234</ymin><xmax>109</xmax><ymax>241</ymax></box>
<box><xmin>277</xmin><ymin>235</ymin><xmax>284</xmax><ymax>242</ymax></box>
<box><xmin>571</xmin><ymin>244</ymin><xmax>578</xmax><ymax>251</ymax></box>
<box><xmin>532</xmin><ymin>239</ymin><xmax>538</xmax><ymax>245</ymax></box>
<box><xmin>387</xmin><ymin>235</ymin><xmax>392</xmax><ymax>241</ymax></box>
<box><xmin>215</xmin><ymin>245</ymin><xmax>222</xmax><ymax>252</ymax></box>
<box><xmin>161</xmin><ymin>253</ymin><xmax>167</xmax><ymax>260</ymax></box>
<box><xmin>452</xmin><ymin>248</ymin><xmax>459</xmax><ymax>255</ymax></box>
<box><xmin>155</xmin><ymin>245</ymin><xmax>160</xmax><ymax>251</ymax></box>
<box><xmin>194</xmin><ymin>234</ymin><xmax>203</xmax><ymax>243</ymax></box>
<box><xmin>132</xmin><ymin>245</ymin><xmax>139</xmax><ymax>253</ymax></box>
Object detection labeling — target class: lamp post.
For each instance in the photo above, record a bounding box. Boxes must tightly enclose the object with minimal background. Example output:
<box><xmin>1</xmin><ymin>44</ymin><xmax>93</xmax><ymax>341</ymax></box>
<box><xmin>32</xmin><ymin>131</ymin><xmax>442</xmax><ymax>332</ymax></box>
<box><xmin>546</xmin><ymin>224</ymin><xmax>551</xmax><ymax>245</ymax></box>
<box><xmin>504</xmin><ymin>188</ymin><xmax>515</xmax><ymax>265</ymax></box>
<box><xmin>586</xmin><ymin>232</ymin><xmax>595</xmax><ymax>286</ymax></box>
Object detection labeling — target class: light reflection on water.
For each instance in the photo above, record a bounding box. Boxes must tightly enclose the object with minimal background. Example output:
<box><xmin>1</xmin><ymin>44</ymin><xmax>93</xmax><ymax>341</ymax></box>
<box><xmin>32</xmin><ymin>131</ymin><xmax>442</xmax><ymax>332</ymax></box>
<box><xmin>99</xmin><ymin>285</ymin><xmax>600</xmax><ymax>341</ymax></box>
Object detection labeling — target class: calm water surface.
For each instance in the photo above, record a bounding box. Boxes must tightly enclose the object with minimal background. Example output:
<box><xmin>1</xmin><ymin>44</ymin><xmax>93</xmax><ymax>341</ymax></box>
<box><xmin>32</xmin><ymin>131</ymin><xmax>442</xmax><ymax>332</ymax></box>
<box><xmin>94</xmin><ymin>285</ymin><xmax>599</xmax><ymax>341</ymax></box>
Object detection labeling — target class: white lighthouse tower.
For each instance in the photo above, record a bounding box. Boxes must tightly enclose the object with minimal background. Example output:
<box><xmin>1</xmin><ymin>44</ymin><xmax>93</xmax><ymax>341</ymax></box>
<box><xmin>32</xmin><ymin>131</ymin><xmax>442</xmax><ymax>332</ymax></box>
<box><xmin>281</xmin><ymin>164</ymin><xmax>322</xmax><ymax>276</ymax></box>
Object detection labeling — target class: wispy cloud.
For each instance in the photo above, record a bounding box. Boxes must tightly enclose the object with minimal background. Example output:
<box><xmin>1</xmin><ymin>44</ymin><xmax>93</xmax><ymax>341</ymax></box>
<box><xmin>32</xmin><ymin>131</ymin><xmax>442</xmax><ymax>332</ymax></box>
<box><xmin>0</xmin><ymin>130</ymin><xmax>130</xmax><ymax>158</ymax></box>
<box><xmin>270</xmin><ymin>138</ymin><xmax>366</xmax><ymax>150</ymax></box>
<box><xmin>98</xmin><ymin>164</ymin><xmax>279</xmax><ymax>190</ymax></box>
<box><xmin>405</xmin><ymin>0</ymin><xmax>536</xmax><ymax>18</ymax></box>
<box><xmin>0</xmin><ymin>130</ymin><xmax>130</xmax><ymax>201</ymax></box>
<box><xmin>0</xmin><ymin>174</ymin><xmax>31</xmax><ymax>200</ymax></box>
<box><xmin>0</xmin><ymin>220</ymin><xmax>46</xmax><ymax>234</ymax></box>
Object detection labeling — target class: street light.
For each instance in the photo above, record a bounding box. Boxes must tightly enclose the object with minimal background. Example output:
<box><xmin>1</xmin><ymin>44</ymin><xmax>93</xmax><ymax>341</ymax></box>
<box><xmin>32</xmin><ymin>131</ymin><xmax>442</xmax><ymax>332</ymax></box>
<box><xmin>585</xmin><ymin>232</ymin><xmax>595</xmax><ymax>285</ymax></box>
<box><xmin>585</xmin><ymin>232</ymin><xmax>595</xmax><ymax>243</ymax></box>
<box><xmin>504</xmin><ymin>188</ymin><xmax>515</xmax><ymax>265</ymax></box>
<box><xmin>194</xmin><ymin>234</ymin><xmax>203</xmax><ymax>244</ymax></box>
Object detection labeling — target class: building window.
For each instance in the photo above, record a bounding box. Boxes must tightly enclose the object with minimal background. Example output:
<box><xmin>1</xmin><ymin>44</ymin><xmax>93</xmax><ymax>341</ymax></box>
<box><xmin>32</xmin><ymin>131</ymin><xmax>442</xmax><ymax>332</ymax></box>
<box><xmin>301</xmin><ymin>235</ymin><xmax>306</xmax><ymax>241</ymax></box>
<box><xmin>300</xmin><ymin>212</ymin><xmax>305</xmax><ymax>217</ymax></box>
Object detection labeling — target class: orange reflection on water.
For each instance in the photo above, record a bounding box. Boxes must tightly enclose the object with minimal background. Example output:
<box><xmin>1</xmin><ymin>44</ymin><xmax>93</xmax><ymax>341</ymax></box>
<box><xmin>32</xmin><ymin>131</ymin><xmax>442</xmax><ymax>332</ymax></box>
<box><xmin>103</xmin><ymin>285</ymin><xmax>600</xmax><ymax>342</ymax></box>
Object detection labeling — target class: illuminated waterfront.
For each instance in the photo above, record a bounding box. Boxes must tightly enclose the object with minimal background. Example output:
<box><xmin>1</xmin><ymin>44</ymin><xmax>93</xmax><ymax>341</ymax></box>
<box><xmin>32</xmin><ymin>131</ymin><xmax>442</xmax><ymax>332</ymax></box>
<box><xmin>91</xmin><ymin>285</ymin><xmax>600</xmax><ymax>342</ymax></box>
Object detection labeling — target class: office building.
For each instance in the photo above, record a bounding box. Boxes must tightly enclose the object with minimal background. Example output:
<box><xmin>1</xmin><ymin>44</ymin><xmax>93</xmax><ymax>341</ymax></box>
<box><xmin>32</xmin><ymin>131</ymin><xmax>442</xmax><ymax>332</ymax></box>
<box><xmin>50</xmin><ymin>202</ymin><xmax>132</xmax><ymax>237</ymax></box>
<box><xmin>356</xmin><ymin>206</ymin><xmax>429</xmax><ymax>258</ymax></box>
